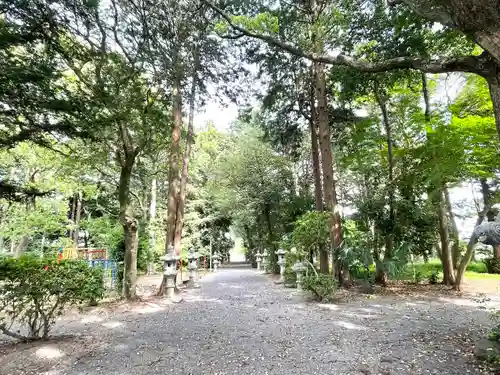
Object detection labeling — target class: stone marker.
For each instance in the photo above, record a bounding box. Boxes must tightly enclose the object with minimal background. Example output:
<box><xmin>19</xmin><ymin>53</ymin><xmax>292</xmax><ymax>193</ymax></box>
<box><xmin>256</xmin><ymin>251</ymin><xmax>263</xmax><ymax>272</ymax></box>
<box><xmin>262</xmin><ymin>249</ymin><xmax>269</xmax><ymax>274</ymax></box>
<box><xmin>292</xmin><ymin>261</ymin><xmax>307</xmax><ymax>291</ymax></box>
<box><xmin>187</xmin><ymin>250</ymin><xmax>200</xmax><ymax>288</ymax></box>
<box><xmin>160</xmin><ymin>245</ymin><xmax>182</xmax><ymax>302</ymax></box>
<box><xmin>213</xmin><ymin>253</ymin><xmax>220</xmax><ymax>272</ymax></box>
<box><xmin>275</xmin><ymin>248</ymin><xmax>287</xmax><ymax>284</ymax></box>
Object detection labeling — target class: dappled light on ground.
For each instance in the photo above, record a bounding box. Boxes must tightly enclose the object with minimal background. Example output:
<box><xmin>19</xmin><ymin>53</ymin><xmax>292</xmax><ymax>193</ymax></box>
<box><xmin>35</xmin><ymin>346</ymin><xmax>65</xmax><ymax>360</ymax></box>
<box><xmin>101</xmin><ymin>321</ymin><xmax>124</xmax><ymax>329</ymax></box>
<box><xmin>332</xmin><ymin>320</ymin><xmax>366</xmax><ymax>330</ymax></box>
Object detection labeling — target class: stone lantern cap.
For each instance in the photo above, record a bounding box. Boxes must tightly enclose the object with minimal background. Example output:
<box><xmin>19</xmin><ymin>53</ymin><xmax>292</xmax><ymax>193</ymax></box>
<box><xmin>187</xmin><ymin>251</ymin><xmax>198</xmax><ymax>261</ymax></box>
<box><xmin>277</xmin><ymin>248</ymin><xmax>286</xmax><ymax>256</ymax></box>
<box><xmin>262</xmin><ymin>249</ymin><xmax>269</xmax><ymax>257</ymax></box>
<box><xmin>160</xmin><ymin>252</ymin><xmax>179</xmax><ymax>263</ymax></box>
<box><xmin>213</xmin><ymin>253</ymin><xmax>221</xmax><ymax>260</ymax></box>
<box><xmin>292</xmin><ymin>261</ymin><xmax>307</xmax><ymax>273</ymax></box>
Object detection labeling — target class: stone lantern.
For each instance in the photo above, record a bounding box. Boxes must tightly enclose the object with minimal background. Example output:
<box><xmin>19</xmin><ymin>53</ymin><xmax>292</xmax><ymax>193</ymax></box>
<box><xmin>276</xmin><ymin>248</ymin><xmax>287</xmax><ymax>284</ymax></box>
<box><xmin>262</xmin><ymin>249</ymin><xmax>269</xmax><ymax>274</ymax></box>
<box><xmin>187</xmin><ymin>250</ymin><xmax>200</xmax><ymax>288</ymax></box>
<box><xmin>291</xmin><ymin>261</ymin><xmax>307</xmax><ymax>291</ymax></box>
<box><xmin>255</xmin><ymin>251</ymin><xmax>263</xmax><ymax>272</ymax></box>
<box><xmin>159</xmin><ymin>245</ymin><xmax>181</xmax><ymax>302</ymax></box>
<box><xmin>212</xmin><ymin>253</ymin><xmax>220</xmax><ymax>272</ymax></box>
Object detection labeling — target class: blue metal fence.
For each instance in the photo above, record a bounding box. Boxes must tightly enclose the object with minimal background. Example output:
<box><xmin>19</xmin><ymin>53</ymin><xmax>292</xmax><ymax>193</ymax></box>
<box><xmin>87</xmin><ymin>259</ymin><xmax>118</xmax><ymax>290</ymax></box>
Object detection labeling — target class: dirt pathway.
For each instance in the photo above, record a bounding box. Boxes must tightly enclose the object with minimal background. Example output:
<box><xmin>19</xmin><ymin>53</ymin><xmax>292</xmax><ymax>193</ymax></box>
<box><xmin>0</xmin><ymin>268</ymin><xmax>497</xmax><ymax>374</ymax></box>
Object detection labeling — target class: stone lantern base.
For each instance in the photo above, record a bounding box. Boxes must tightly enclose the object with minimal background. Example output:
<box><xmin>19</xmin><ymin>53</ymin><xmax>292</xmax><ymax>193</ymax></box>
<box><xmin>163</xmin><ymin>271</ymin><xmax>183</xmax><ymax>303</ymax></box>
<box><xmin>186</xmin><ymin>264</ymin><xmax>200</xmax><ymax>289</ymax></box>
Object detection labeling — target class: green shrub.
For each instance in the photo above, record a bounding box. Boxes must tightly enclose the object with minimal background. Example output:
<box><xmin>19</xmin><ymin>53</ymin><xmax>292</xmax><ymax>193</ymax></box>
<box><xmin>414</xmin><ymin>271</ymin><xmax>424</xmax><ymax>284</ymax></box>
<box><xmin>302</xmin><ymin>273</ymin><xmax>338</xmax><ymax>302</ymax></box>
<box><xmin>428</xmin><ymin>271</ymin><xmax>441</xmax><ymax>284</ymax></box>
<box><xmin>484</xmin><ymin>258</ymin><xmax>500</xmax><ymax>274</ymax></box>
<box><xmin>0</xmin><ymin>255</ymin><xmax>104</xmax><ymax>341</ymax></box>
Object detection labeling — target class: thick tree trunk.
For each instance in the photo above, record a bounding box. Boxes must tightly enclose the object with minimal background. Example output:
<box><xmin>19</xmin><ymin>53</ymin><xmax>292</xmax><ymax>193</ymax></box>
<box><xmin>119</xmin><ymin>160</ymin><xmax>138</xmax><ymax>299</ymax></box>
<box><xmin>159</xmin><ymin>61</ymin><xmax>183</xmax><ymax>296</ymax></box>
<box><xmin>148</xmin><ymin>178</ymin><xmax>157</xmax><ymax>274</ymax></box>
<box><xmin>314</xmin><ymin>61</ymin><xmax>343</xmax><ymax>278</ymax></box>
<box><xmin>164</xmin><ymin>79</ymin><xmax>182</xmax><ymax>251</ymax></box>
<box><xmin>444</xmin><ymin>187</ymin><xmax>461</xmax><ymax>268</ymax></box>
<box><xmin>436</xmin><ymin>190</ymin><xmax>455</xmax><ymax>285</ymax></box>
<box><xmin>173</xmin><ymin>47</ymin><xmax>199</xmax><ymax>256</ymax></box>
<box><xmin>123</xmin><ymin>215</ymin><xmax>138</xmax><ymax>298</ymax></box>
<box><xmin>73</xmin><ymin>191</ymin><xmax>82</xmax><ymax>247</ymax></box>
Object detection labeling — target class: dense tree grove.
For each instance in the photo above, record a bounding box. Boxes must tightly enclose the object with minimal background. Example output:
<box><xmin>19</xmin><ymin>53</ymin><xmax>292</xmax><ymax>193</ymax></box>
<box><xmin>1</xmin><ymin>0</ymin><xmax>500</xmax><ymax>299</ymax></box>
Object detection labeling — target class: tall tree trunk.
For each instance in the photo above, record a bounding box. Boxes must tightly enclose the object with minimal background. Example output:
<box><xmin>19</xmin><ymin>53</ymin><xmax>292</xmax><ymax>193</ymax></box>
<box><xmin>314</xmin><ymin>61</ymin><xmax>343</xmax><ymax>278</ymax></box>
<box><xmin>309</xmin><ymin>67</ymin><xmax>323</xmax><ymax>265</ymax></box>
<box><xmin>159</xmin><ymin>57</ymin><xmax>183</xmax><ymax>295</ymax></box>
<box><xmin>73</xmin><ymin>192</ymin><xmax>82</xmax><ymax>247</ymax></box>
<box><xmin>306</xmin><ymin>0</ymin><xmax>343</xmax><ymax>280</ymax></box>
<box><xmin>309</xmin><ymin>68</ymin><xmax>323</xmax><ymax>212</ymax></box>
<box><xmin>173</xmin><ymin>46</ymin><xmax>199</xmax><ymax>256</ymax></box>
<box><xmin>374</xmin><ymin>89</ymin><xmax>395</xmax><ymax>283</ymax></box>
<box><xmin>436</xmin><ymin>190</ymin><xmax>455</xmax><ymax>285</ymax></box>
<box><xmin>165</xmin><ymin>74</ymin><xmax>182</xmax><ymax>251</ymax></box>
<box><xmin>444</xmin><ymin>187</ymin><xmax>461</xmax><ymax>268</ymax></box>
<box><xmin>119</xmin><ymin>158</ymin><xmax>138</xmax><ymax>300</ymax></box>
<box><xmin>148</xmin><ymin>178</ymin><xmax>157</xmax><ymax>274</ymax></box>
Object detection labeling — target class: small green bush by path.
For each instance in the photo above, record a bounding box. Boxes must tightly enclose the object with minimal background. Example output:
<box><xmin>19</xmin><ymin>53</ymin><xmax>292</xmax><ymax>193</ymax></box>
<box><xmin>302</xmin><ymin>273</ymin><xmax>338</xmax><ymax>302</ymax></box>
<box><xmin>0</xmin><ymin>255</ymin><xmax>104</xmax><ymax>341</ymax></box>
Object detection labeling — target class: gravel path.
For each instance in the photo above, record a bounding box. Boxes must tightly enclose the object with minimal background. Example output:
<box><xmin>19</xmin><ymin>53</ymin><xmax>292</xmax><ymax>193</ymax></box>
<box><xmin>1</xmin><ymin>267</ymin><xmax>497</xmax><ymax>375</ymax></box>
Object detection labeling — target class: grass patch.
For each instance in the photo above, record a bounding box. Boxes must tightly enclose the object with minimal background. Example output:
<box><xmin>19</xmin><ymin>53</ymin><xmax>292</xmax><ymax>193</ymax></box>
<box><xmin>400</xmin><ymin>259</ymin><xmax>500</xmax><ymax>281</ymax></box>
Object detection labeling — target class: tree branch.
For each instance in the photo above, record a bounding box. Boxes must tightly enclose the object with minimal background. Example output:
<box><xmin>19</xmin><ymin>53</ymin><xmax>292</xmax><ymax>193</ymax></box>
<box><xmin>202</xmin><ymin>0</ymin><xmax>493</xmax><ymax>76</ymax></box>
